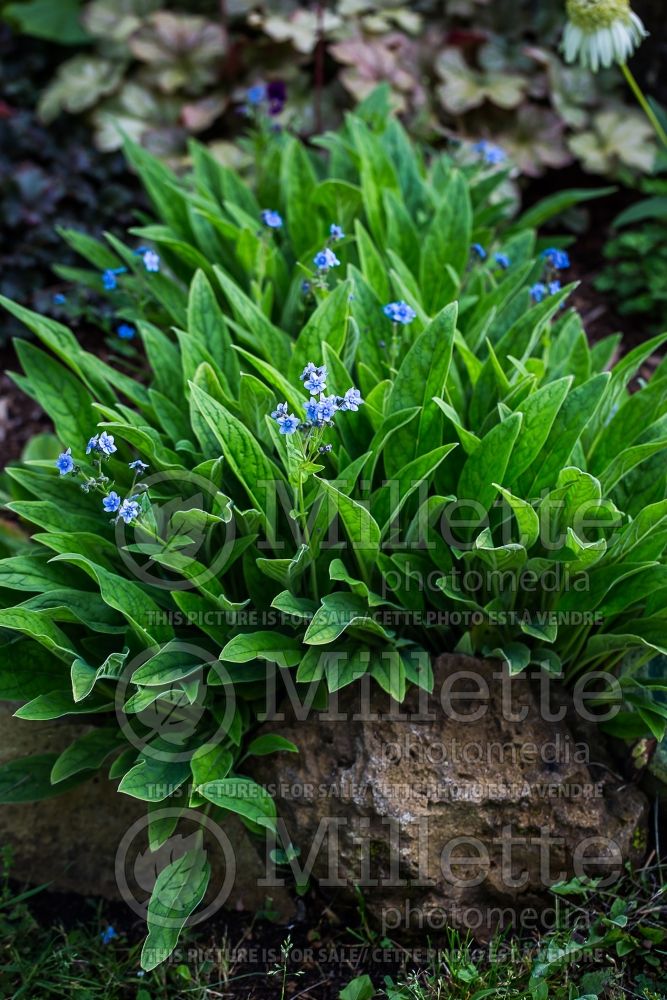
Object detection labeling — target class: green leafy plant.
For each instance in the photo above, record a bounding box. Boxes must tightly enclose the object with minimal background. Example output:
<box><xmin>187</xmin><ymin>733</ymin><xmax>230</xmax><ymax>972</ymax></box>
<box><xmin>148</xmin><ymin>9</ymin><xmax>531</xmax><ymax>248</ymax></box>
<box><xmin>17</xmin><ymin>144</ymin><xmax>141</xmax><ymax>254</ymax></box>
<box><xmin>1</xmin><ymin>93</ymin><xmax>666</xmax><ymax>966</ymax></box>
<box><xmin>6</xmin><ymin>0</ymin><xmax>660</xmax><ymax>176</ymax></box>
<box><xmin>596</xmin><ymin>149</ymin><xmax>667</xmax><ymax>331</ymax></box>
<box><xmin>342</xmin><ymin>865</ymin><xmax>666</xmax><ymax>998</ymax></box>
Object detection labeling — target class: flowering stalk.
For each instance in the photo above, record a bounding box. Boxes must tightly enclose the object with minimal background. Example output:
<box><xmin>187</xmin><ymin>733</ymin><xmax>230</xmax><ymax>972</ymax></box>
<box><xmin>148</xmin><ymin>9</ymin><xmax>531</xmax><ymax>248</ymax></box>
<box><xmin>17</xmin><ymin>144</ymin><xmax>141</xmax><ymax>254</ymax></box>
<box><xmin>56</xmin><ymin>435</ymin><xmax>149</xmax><ymax>526</ymax></box>
<box><xmin>271</xmin><ymin>362</ymin><xmax>365</xmax><ymax>594</ymax></box>
<box><xmin>562</xmin><ymin>0</ymin><xmax>667</xmax><ymax>148</ymax></box>
<box><xmin>383</xmin><ymin>300</ymin><xmax>417</xmax><ymax>373</ymax></box>
<box><xmin>619</xmin><ymin>62</ymin><xmax>667</xmax><ymax>148</ymax></box>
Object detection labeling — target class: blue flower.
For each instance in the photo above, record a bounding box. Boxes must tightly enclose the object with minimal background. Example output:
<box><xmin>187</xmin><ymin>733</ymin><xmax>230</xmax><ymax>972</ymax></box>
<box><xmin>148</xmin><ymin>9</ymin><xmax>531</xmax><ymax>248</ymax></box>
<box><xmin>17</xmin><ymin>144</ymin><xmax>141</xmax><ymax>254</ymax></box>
<box><xmin>271</xmin><ymin>402</ymin><xmax>290</xmax><ymax>421</ymax></box>
<box><xmin>98</xmin><ymin>432</ymin><xmax>117</xmax><ymax>456</ymax></box>
<box><xmin>300</xmin><ymin>364</ymin><xmax>328</xmax><ymax>394</ymax></box>
<box><xmin>102</xmin><ymin>492</ymin><xmax>121</xmax><ymax>513</ymax></box>
<box><xmin>142</xmin><ymin>250</ymin><xmax>160</xmax><ymax>273</ymax></box>
<box><xmin>383</xmin><ymin>301</ymin><xmax>416</xmax><ymax>325</ymax></box>
<box><xmin>338</xmin><ymin>387</ymin><xmax>364</xmax><ymax>412</ymax></box>
<box><xmin>86</xmin><ymin>435</ymin><xmax>99</xmax><ymax>454</ymax></box>
<box><xmin>261</xmin><ymin>209</ymin><xmax>283</xmax><ymax>229</ymax></box>
<box><xmin>118</xmin><ymin>498</ymin><xmax>140</xmax><ymax>523</ymax></box>
<box><xmin>548</xmin><ymin>280</ymin><xmax>562</xmax><ymax>295</ymax></box>
<box><xmin>100</xmin><ymin>926</ymin><xmax>117</xmax><ymax>945</ymax></box>
<box><xmin>278</xmin><ymin>414</ymin><xmax>300</xmax><ymax>435</ymax></box>
<box><xmin>56</xmin><ymin>448</ymin><xmax>74</xmax><ymax>476</ymax></box>
<box><xmin>329</xmin><ymin>223</ymin><xmax>344</xmax><ymax>241</ymax></box>
<box><xmin>301</xmin><ymin>280</ymin><xmax>311</xmax><ymax>295</ymax></box>
<box><xmin>247</xmin><ymin>83</ymin><xmax>266</xmax><ymax>105</ymax></box>
<box><xmin>102</xmin><ymin>270</ymin><xmax>118</xmax><ymax>291</ymax></box>
<box><xmin>472</xmin><ymin>140</ymin><xmax>506</xmax><ymax>165</ymax></box>
<box><xmin>313</xmin><ymin>247</ymin><xmax>340</xmax><ymax>271</ymax></box>
<box><xmin>494</xmin><ymin>253</ymin><xmax>511</xmax><ymax>270</ymax></box>
<box><xmin>117</xmin><ymin>323</ymin><xmax>135</xmax><ymax>340</ymax></box>
<box><xmin>530</xmin><ymin>283</ymin><xmax>548</xmax><ymax>303</ymax></box>
<box><xmin>317</xmin><ymin>395</ymin><xmax>339</xmax><ymax>423</ymax></box>
<box><xmin>471</xmin><ymin>243</ymin><xmax>487</xmax><ymax>260</ymax></box>
<box><xmin>303</xmin><ymin>398</ymin><xmax>320</xmax><ymax>423</ymax></box>
<box><xmin>129</xmin><ymin>459</ymin><xmax>149</xmax><ymax>472</ymax></box>
<box><xmin>542</xmin><ymin>247</ymin><xmax>570</xmax><ymax>270</ymax></box>
<box><xmin>53</xmin><ymin>293</ymin><xmax>67</xmax><ymax>305</ymax></box>
<box><xmin>303</xmin><ymin>371</ymin><xmax>327</xmax><ymax>394</ymax></box>
<box><xmin>266</xmin><ymin>80</ymin><xmax>287</xmax><ymax>115</ymax></box>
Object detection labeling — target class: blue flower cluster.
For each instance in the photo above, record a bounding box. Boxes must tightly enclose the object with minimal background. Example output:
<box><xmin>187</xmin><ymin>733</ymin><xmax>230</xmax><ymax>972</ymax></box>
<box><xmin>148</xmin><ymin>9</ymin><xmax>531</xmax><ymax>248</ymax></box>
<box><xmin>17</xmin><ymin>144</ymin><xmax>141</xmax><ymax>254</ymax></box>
<box><xmin>383</xmin><ymin>300</ymin><xmax>416</xmax><ymax>325</ymax></box>
<box><xmin>271</xmin><ymin>363</ymin><xmax>364</xmax><ymax>436</ymax></box>
<box><xmin>472</xmin><ymin>140</ymin><xmax>506</xmax><ymax>166</ymax></box>
<box><xmin>101</xmin><ymin>492</ymin><xmax>140</xmax><ymax>523</ymax></box>
<box><xmin>261</xmin><ymin>209</ymin><xmax>283</xmax><ymax>229</ymax></box>
<box><xmin>531</xmin><ymin>280</ymin><xmax>562</xmax><ymax>303</ymax></box>
<box><xmin>86</xmin><ymin>432</ymin><xmax>117</xmax><ymax>456</ymax></box>
<box><xmin>101</xmin><ymin>248</ymin><xmax>159</xmax><ymax>290</ymax></box>
<box><xmin>245</xmin><ymin>80</ymin><xmax>286</xmax><ymax>115</ymax></box>
<box><xmin>541</xmin><ymin>247</ymin><xmax>570</xmax><ymax>270</ymax></box>
<box><xmin>313</xmin><ymin>247</ymin><xmax>340</xmax><ymax>272</ymax></box>
<box><xmin>471</xmin><ymin>245</ymin><xmax>511</xmax><ymax>269</ymax></box>
<box><xmin>136</xmin><ymin>247</ymin><xmax>160</xmax><ymax>272</ymax></box>
<box><xmin>56</xmin><ymin>436</ymin><xmax>149</xmax><ymax>525</ymax></box>
<box><xmin>117</xmin><ymin>323</ymin><xmax>136</xmax><ymax>340</ymax></box>
<box><xmin>103</xmin><ymin>267</ymin><xmax>126</xmax><ymax>291</ymax></box>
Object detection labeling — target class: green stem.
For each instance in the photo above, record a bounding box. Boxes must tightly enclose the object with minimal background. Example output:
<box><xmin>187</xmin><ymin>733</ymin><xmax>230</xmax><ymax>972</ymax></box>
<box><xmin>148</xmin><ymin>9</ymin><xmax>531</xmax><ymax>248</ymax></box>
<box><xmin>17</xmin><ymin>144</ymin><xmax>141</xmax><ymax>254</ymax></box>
<box><xmin>297</xmin><ymin>478</ymin><xmax>319</xmax><ymax>602</ymax></box>
<box><xmin>620</xmin><ymin>62</ymin><xmax>667</xmax><ymax>149</ymax></box>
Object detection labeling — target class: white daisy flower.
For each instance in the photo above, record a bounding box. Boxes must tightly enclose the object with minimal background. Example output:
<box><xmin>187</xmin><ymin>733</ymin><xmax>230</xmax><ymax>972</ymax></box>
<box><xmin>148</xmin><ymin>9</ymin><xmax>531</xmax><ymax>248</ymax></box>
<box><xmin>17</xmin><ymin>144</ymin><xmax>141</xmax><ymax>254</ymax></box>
<box><xmin>562</xmin><ymin>0</ymin><xmax>648</xmax><ymax>72</ymax></box>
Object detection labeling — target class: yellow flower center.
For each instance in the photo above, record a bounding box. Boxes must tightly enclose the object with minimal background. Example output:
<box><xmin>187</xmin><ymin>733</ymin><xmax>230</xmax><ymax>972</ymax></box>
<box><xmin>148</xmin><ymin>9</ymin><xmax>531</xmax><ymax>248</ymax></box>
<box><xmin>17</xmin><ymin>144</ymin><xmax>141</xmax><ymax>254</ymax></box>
<box><xmin>566</xmin><ymin>0</ymin><xmax>633</xmax><ymax>30</ymax></box>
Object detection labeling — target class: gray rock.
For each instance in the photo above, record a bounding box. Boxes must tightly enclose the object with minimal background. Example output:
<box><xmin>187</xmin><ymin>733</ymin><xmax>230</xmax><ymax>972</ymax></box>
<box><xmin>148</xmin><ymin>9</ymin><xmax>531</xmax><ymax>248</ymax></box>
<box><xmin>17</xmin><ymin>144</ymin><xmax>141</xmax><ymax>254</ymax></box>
<box><xmin>0</xmin><ymin>704</ymin><xmax>294</xmax><ymax>920</ymax></box>
<box><xmin>247</xmin><ymin>654</ymin><xmax>648</xmax><ymax>937</ymax></box>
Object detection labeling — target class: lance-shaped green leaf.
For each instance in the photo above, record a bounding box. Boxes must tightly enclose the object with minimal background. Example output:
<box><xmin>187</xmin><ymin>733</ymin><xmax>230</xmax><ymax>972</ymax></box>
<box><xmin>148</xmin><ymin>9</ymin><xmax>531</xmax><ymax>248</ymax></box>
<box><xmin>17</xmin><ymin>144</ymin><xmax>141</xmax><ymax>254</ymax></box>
<box><xmin>304</xmin><ymin>591</ymin><xmax>391</xmax><ymax>645</ymax></box>
<box><xmin>71</xmin><ymin>649</ymin><xmax>129</xmax><ymax>702</ymax></box>
<box><xmin>48</xmin><ymin>554</ymin><xmax>172</xmax><ymax>647</ymax></box>
<box><xmin>51</xmin><ymin>728</ymin><xmax>121</xmax><ymax>783</ymax></box>
<box><xmin>118</xmin><ymin>748</ymin><xmax>191</xmax><ymax>802</ymax></box>
<box><xmin>375</xmin><ymin>444</ymin><xmax>457</xmax><ymax>536</ymax></box>
<box><xmin>0</xmin><ymin>753</ymin><xmax>89</xmax><ymax>803</ymax></box>
<box><xmin>457</xmin><ymin>412</ymin><xmax>523</xmax><ymax>516</ymax></box>
<box><xmin>244</xmin><ymin>734</ymin><xmax>299</xmax><ymax>758</ymax></box>
<box><xmin>0</xmin><ymin>607</ymin><xmax>77</xmax><ymax>663</ymax></box>
<box><xmin>11</xmin><ymin>339</ymin><xmax>95</xmax><ymax>446</ymax></box>
<box><xmin>280</xmin><ymin>135</ymin><xmax>319</xmax><ymax>258</ymax></box>
<box><xmin>494</xmin><ymin>485</ymin><xmax>540</xmax><ymax>548</ymax></box>
<box><xmin>420</xmin><ymin>172</ymin><xmax>471</xmax><ymax>314</ymax></box>
<box><xmin>504</xmin><ymin>376</ymin><xmax>572</xmax><ymax>485</ymax></box>
<box><xmin>608</xmin><ymin>500</ymin><xmax>667</xmax><ymax>562</ymax></box>
<box><xmin>188</xmin><ymin>381</ymin><xmax>285</xmax><ymax>536</ymax></box>
<box><xmin>141</xmin><ymin>845</ymin><xmax>211</xmax><ymax>972</ymax></box>
<box><xmin>220</xmin><ymin>631</ymin><xmax>302</xmax><ymax>667</ymax></box>
<box><xmin>198</xmin><ymin>776</ymin><xmax>277</xmax><ymax>831</ymax></box>
<box><xmin>214</xmin><ymin>266</ymin><xmax>290</xmax><ymax>370</ymax></box>
<box><xmin>131</xmin><ymin>642</ymin><xmax>211</xmax><ymax>687</ymax></box>
<box><xmin>386</xmin><ymin>303</ymin><xmax>457</xmax><ymax>474</ymax></box>
<box><xmin>289</xmin><ymin>280</ymin><xmax>352</xmax><ymax>382</ymax></box>
<box><xmin>598</xmin><ymin>438</ymin><xmax>667</xmax><ymax>492</ymax></box>
<box><xmin>190</xmin><ymin>743</ymin><xmax>233</xmax><ymax>788</ymax></box>
<box><xmin>527</xmin><ymin>374</ymin><xmax>609</xmax><ymax>495</ymax></box>
<box><xmin>487</xmin><ymin>641</ymin><xmax>531</xmax><ymax>676</ymax></box>
<box><xmin>314</xmin><ymin>477</ymin><xmax>381</xmax><ymax>581</ymax></box>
